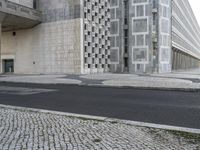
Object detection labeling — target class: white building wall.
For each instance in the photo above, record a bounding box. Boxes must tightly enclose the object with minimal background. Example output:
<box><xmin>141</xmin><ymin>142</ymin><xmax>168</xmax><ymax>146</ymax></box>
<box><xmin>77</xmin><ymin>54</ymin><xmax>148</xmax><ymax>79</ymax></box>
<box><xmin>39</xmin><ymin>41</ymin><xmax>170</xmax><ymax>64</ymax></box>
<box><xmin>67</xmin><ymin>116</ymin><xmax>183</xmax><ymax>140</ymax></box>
<box><xmin>172</xmin><ymin>0</ymin><xmax>200</xmax><ymax>59</ymax></box>
<box><xmin>1</xmin><ymin>19</ymin><xmax>82</xmax><ymax>74</ymax></box>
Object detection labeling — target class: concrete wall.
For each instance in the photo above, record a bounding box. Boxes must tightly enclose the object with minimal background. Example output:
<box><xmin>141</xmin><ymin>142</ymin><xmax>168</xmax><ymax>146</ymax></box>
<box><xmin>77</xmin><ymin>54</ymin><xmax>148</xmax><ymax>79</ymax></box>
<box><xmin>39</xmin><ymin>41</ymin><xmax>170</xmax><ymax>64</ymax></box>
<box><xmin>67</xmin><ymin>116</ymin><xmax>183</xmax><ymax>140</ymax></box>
<box><xmin>8</xmin><ymin>0</ymin><xmax>34</xmax><ymax>8</ymax></box>
<box><xmin>1</xmin><ymin>0</ymin><xmax>112</xmax><ymax>75</ymax></box>
<box><xmin>38</xmin><ymin>0</ymin><xmax>81</xmax><ymax>23</ymax></box>
<box><xmin>110</xmin><ymin>0</ymin><xmax>124</xmax><ymax>73</ymax></box>
<box><xmin>1</xmin><ymin>0</ymin><xmax>83</xmax><ymax>74</ymax></box>
<box><xmin>158</xmin><ymin>0</ymin><xmax>172</xmax><ymax>73</ymax></box>
<box><xmin>129</xmin><ymin>0</ymin><xmax>152</xmax><ymax>73</ymax></box>
<box><xmin>1</xmin><ymin>19</ymin><xmax>82</xmax><ymax>74</ymax></box>
<box><xmin>83</xmin><ymin>0</ymin><xmax>110</xmax><ymax>74</ymax></box>
<box><xmin>110</xmin><ymin>0</ymin><xmax>157</xmax><ymax>74</ymax></box>
<box><xmin>110</xmin><ymin>0</ymin><xmax>172</xmax><ymax>74</ymax></box>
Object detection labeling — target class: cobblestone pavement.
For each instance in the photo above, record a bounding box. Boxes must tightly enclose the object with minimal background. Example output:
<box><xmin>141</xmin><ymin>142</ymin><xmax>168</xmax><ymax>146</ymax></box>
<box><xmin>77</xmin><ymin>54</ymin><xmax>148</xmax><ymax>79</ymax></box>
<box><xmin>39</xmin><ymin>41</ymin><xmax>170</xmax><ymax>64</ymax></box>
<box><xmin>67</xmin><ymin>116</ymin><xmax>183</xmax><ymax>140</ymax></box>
<box><xmin>0</xmin><ymin>107</ymin><xmax>200</xmax><ymax>150</ymax></box>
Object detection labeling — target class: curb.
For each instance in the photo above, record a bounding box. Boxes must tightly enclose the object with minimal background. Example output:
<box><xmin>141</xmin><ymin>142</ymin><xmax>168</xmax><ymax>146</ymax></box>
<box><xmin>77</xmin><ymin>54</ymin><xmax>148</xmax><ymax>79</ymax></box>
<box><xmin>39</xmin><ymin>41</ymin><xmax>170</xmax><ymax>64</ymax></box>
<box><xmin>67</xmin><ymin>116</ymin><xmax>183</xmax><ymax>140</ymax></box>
<box><xmin>82</xmin><ymin>83</ymin><xmax>200</xmax><ymax>92</ymax></box>
<box><xmin>1</xmin><ymin>80</ymin><xmax>200</xmax><ymax>92</ymax></box>
<box><xmin>0</xmin><ymin>104</ymin><xmax>200</xmax><ymax>135</ymax></box>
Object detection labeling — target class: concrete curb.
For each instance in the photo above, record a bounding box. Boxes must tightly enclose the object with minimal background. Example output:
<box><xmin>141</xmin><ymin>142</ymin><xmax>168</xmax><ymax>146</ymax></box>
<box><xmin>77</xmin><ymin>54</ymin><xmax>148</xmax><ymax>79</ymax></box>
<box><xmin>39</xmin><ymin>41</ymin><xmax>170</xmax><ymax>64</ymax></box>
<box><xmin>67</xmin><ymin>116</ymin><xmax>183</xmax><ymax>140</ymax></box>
<box><xmin>0</xmin><ymin>104</ymin><xmax>200</xmax><ymax>135</ymax></box>
<box><xmin>82</xmin><ymin>83</ymin><xmax>200</xmax><ymax>92</ymax></box>
<box><xmin>1</xmin><ymin>81</ymin><xmax>200</xmax><ymax>92</ymax></box>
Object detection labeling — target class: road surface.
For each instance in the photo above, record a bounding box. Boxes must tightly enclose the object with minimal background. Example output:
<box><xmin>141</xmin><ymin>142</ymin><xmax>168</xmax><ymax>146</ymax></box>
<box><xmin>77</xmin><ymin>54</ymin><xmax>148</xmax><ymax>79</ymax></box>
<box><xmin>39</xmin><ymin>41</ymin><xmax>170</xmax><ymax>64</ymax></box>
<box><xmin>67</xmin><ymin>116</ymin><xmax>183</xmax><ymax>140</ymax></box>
<box><xmin>0</xmin><ymin>82</ymin><xmax>199</xmax><ymax>129</ymax></box>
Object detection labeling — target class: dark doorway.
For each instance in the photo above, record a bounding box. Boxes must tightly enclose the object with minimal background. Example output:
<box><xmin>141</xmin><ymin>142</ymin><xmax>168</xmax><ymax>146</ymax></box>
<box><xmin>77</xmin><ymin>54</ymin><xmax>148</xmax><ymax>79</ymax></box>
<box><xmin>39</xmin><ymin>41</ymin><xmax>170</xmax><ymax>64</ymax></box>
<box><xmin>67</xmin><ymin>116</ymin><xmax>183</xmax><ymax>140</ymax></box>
<box><xmin>124</xmin><ymin>57</ymin><xmax>129</xmax><ymax>72</ymax></box>
<box><xmin>4</xmin><ymin>59</ymin><xmax>14</xmax><ymax>73</ymax></box>
<box><xmin>33</xmin><ymin>0</ymin><xmax>37</xmax><ymax>9</ymax></box>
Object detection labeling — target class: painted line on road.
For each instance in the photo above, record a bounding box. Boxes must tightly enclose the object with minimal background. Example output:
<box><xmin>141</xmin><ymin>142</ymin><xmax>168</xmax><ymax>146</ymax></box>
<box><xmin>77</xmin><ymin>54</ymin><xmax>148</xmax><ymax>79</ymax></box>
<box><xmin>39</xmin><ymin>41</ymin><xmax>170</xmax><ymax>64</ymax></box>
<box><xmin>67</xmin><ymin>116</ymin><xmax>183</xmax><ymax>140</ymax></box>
<box><xmin>0</xmin><ymin>104</ymin><xmax>200</xmax><ymax>134</ymax></box>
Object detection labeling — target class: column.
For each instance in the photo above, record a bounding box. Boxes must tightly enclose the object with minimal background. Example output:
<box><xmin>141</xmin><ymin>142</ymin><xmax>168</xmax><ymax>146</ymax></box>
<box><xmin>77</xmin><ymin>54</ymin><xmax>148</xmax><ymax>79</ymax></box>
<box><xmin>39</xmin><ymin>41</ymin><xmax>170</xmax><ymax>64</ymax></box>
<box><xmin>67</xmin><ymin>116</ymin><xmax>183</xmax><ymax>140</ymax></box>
<box><xmin>0</xmin><ymin>14</ymin><xmax>5</xmax><ymax>74</ymax></box>
<box><xmin>0</xmin><ymin>23</ymin><xmax>1</xmax><ymax>74</ymax></box>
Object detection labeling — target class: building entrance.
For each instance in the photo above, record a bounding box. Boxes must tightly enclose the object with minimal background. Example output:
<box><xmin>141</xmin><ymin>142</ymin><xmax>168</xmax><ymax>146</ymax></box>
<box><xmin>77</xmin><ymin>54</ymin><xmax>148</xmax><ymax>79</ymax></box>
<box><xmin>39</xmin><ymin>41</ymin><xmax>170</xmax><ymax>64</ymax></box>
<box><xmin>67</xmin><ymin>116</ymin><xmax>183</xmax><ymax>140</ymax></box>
<box><xmin>4</xmin><ymin>59</ymin><xmax>14</xmax><ymax>73</ymax></box>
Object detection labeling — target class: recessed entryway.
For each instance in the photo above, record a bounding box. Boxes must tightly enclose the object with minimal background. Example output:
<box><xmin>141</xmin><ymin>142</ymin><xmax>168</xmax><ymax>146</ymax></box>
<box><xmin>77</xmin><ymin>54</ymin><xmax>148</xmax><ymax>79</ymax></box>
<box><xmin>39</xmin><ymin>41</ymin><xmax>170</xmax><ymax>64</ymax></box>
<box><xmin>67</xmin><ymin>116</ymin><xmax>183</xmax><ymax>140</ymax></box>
<box><xmin>3</xmin><ymin>59</ymin><xmax>14</xmax><ymax>73</ymax></box>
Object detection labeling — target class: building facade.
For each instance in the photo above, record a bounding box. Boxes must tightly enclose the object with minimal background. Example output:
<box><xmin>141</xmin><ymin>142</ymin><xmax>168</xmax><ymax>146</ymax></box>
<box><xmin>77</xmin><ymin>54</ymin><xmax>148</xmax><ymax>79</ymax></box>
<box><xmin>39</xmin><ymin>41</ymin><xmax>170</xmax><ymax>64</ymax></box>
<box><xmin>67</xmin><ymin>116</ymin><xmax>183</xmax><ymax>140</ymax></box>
<box><xmin>0</xmin><ymin>0</ymin><xmax>110</xmax><ymax>74</ymax></box>
<box><xmin>0</xmin><ymin>0</ymin><xmax>200</xmax><ymax>75</ymax></box>
<box><xmin>110</xmin><ymin>0</ymin><xmax>200</xmax><ymax>74</ymax></box>
<box><xmin>172</xmin><ymin>0</ymin><xmax>200</xmax><ymax>70</ymax></box>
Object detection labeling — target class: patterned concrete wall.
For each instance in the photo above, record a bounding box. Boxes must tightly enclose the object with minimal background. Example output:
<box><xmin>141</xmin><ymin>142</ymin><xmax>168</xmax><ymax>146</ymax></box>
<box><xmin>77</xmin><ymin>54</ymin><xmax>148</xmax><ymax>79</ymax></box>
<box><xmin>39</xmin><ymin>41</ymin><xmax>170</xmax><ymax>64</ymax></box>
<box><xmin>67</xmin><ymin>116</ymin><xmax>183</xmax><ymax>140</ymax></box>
<box><xmin>83</xmin><ymin>0</ymin><xmax>110</xmax><ymax>74</ymax></box>
<box><xmin>158</xmin><ymin>0</ymin><xmax>172</xmax><ymax>73</ymax></box>
<box><xmin>129</xmin><ymin>0</ymin><xmax>152</xmax><ymax>73</ymax></box>
<box><xmin>110</xmin><ymin>0</ymin><xmax>123</xmax><ymax>72</ymax></box>
<box><xmin>110</xmin><ymin>0</ymin><xmax>169</xmax><ymax>74</ymax></box>
<box><xmin>172</xmin><ymin>0</ymin><xmax>200</xmax><ymax>62</ymax></box>
<box><xmin>110</xmin><ymin>0</ymin><xmax>172</xmax><ymax>74</ymax></box>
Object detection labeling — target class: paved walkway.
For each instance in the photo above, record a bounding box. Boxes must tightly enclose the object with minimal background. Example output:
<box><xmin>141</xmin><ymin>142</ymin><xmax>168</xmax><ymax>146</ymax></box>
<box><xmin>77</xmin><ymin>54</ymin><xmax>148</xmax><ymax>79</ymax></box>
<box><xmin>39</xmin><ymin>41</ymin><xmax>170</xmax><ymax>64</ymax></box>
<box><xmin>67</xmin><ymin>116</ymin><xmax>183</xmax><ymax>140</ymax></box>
<box><xmin>0</xmin><ymin>106</ymin><xmax>199</xmax><ymax>150</ymax></box>
<box><xmin>0</xmin><ymin>69</ymin><xmax>200</xmax><ymax>90</ymax></box>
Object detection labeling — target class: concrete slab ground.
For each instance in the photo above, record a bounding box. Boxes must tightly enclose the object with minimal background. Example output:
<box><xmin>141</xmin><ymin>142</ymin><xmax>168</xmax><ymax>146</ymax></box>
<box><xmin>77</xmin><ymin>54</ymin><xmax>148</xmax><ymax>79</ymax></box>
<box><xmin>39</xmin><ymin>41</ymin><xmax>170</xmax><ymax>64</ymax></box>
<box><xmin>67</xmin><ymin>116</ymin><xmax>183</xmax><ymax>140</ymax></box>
<box><xmin>0</xmin><ymin>69</ymin><xmax>200</xmax><ymax>91</ymax></box>
<box><xmin>0</xmin><ymin>104</ymin><xmax>199</xmax><ymax>150</ymax></box>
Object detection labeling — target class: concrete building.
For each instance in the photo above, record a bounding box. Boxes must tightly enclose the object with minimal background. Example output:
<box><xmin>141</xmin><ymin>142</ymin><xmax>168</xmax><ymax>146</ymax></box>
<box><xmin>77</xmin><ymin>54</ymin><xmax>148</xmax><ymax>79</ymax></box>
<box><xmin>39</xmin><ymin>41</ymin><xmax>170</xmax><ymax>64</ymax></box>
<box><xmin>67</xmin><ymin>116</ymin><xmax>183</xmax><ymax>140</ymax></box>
<box><xmin>172</xmin><ymin>0</ymin><xmax>200</xmax><ymax>71</ymax></box>
<box><xmin>0</xmin><ymin>0</ymin><xmax>110</xmax><ymax>74</ymax></box>
<box><xmin>110</xmin><ymin>0</ymin><xmax>200</xmax><ymax>74</ymax></box>
<box><xmin>0</xmin><ymin>0</ymin><xmax>200</xmax><ymax>75</ymax></box>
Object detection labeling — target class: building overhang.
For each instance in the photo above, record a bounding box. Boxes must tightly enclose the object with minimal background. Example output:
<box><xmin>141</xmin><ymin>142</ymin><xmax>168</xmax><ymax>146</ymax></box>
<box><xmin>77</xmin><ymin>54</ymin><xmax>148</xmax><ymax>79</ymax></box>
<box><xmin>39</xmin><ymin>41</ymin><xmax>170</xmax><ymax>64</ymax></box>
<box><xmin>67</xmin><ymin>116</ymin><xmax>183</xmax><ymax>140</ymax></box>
<box><xmin>0</xmin><ymin>0</ymin><xmax>41</xmax><ymax>32</ymax></box>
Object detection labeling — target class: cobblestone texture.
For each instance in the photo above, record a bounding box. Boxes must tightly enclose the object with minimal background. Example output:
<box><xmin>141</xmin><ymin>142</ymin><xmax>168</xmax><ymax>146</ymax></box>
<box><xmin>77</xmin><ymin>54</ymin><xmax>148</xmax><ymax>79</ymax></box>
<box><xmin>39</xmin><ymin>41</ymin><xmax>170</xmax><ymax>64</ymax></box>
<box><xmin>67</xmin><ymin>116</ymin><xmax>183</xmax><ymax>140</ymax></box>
<box><xmin>0</xmin><ymin>107</ymin><xmax>200</xmax><ymax>150</ymax></box>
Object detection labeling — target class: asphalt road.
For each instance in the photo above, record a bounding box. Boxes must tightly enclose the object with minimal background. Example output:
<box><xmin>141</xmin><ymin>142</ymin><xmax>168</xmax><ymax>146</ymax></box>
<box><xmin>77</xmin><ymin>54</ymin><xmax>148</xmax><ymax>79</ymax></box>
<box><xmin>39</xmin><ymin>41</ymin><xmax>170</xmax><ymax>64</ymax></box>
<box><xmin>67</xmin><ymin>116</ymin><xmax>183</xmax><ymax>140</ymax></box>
<box><xmin>0</xmin><ymin>82</ymin><xmax>200</xmax><ymax>129</ymax></box>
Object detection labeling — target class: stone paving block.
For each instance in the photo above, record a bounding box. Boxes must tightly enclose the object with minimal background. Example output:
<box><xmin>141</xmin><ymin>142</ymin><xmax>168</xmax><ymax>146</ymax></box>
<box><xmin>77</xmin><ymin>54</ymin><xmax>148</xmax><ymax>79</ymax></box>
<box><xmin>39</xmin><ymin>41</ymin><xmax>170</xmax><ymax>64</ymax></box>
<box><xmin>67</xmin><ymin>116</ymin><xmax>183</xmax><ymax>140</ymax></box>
<box><xmin>0</xmin><ymin>107</ymin><xmax>199</xmax><ymax>149</ymax></box>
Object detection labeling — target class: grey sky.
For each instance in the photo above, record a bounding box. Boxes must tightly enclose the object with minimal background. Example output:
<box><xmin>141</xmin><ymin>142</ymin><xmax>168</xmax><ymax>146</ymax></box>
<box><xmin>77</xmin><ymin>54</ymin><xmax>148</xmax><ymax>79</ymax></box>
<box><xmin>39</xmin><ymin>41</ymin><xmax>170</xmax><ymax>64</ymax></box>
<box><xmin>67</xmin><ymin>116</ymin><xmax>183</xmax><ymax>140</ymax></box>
<box><xmin>188</xmin><ymin>0</ymin><xmax>200</xmax><ymax>26</ymax></box>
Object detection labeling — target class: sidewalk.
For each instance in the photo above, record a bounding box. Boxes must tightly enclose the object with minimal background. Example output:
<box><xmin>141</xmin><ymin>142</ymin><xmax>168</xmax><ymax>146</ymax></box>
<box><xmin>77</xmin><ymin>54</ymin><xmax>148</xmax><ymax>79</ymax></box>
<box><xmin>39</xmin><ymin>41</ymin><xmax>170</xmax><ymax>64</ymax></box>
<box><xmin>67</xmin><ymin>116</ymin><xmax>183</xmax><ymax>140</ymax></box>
<box><xmin>0</xmin><ymin>105</ymin><xmax>199</xmax><ymax>150</ymax></box>
<box><xmin>0</xmin><ymin>69</ymin><xmax>200</xmax><ymax>91</ymax></box>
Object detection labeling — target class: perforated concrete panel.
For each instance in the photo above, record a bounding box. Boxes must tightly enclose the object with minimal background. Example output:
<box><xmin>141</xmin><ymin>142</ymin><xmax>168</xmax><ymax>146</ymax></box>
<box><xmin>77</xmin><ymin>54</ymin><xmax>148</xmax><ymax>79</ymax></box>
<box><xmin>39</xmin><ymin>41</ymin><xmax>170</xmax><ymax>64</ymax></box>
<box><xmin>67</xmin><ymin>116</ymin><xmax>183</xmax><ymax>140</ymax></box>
<box><xmin>83</xmin><ymin>0</ymin><xmax>110</xmax><ymax>74</ymax></box>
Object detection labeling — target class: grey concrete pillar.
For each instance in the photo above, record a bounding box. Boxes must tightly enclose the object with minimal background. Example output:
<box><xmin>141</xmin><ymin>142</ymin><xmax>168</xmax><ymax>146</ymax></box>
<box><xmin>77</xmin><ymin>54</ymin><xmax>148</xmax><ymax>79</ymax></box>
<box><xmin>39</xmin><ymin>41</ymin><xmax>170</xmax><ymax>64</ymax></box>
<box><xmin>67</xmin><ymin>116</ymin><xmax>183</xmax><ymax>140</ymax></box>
<box><xmin>184</xmin><ymin>54</ymin><xmax>186</xmax><ymax>69</ymax></box>
<box><xmin>178</xmin><ymin>51</ymin><xmax>180</xmax><ymax>69</ymax></box>
<box><xmin>183</xmin><ymin>54</ymin><xmax>185</xmax><ymax>69</ymax></box>
<box><xmin>180</xmin><ymin>52</ymin><xmax>182</xmax><ymax>69</ymax></box>
<box><xmin>177</xmin><ymin>52</ymin><xmax>180</xmax><ymax>70</ymax></box>
<box><xmin>172</xmin><ymin>49</ymin><xmax>174</xmax><ymax>70</ymax></box>
<box><xmin>175</xmin><ymin>50</ymin><xmax>178</xmax><ymax>70</ymax></box>
<box><xmin>0</xmin><ymin>23</ymin><xmax>1</xmax><ymax>74</ymax></box>
<box><xmin>180</xmin><ymin>53</ymin><xmax>183</xmax><ymax>69</ymax></box>
<box><xmin>0</xmin><ymin>15</ymin><xmax>5</xmax><ymax>74</ymax></box>
<box><xmin>179</xmin><ymin>52</ymin><xmax>181</xmax><ymax>69</ymax></box>
<box><xmin>174</xmin><ymin>50</ymin><xmax>177</xmax><ymax>70</ymax></box>
<box><xmin>176</xmin><ymin>51</ymin><xmax>179</xmax><ymax>70</ymax></box>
